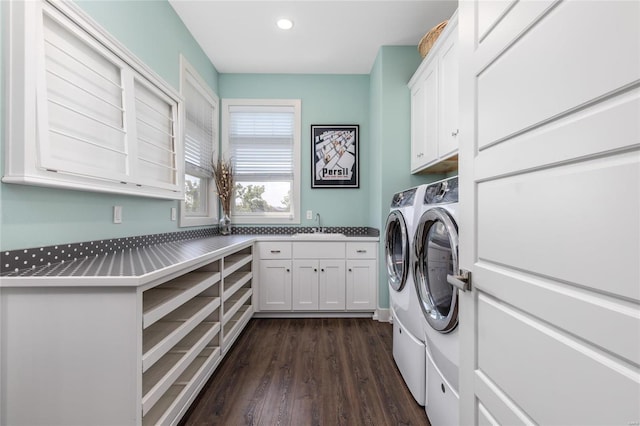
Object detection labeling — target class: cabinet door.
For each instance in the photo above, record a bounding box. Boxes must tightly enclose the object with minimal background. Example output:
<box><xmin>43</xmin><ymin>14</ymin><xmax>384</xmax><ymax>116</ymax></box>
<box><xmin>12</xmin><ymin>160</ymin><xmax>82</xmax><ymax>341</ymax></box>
<box><xmin>423</xmin><ymin>61</ymin><xmax>439</xmax><ymax>165</ymax></box>
<box><xmin>410</xmin><ymin>81</ymin><xmax>427</xmax><ymax>171</ymax></box>
<box><xmin>438</xmin><ymin>26</ymin><xmax>459</xmax><ymax>159</ymax></box>
<box><xmin>292</xmin><ymin>260</ymin><xmax>319</xmax><ymax>310</ymax></box>
<box><xmin>258</xmin><ymin>260</ymin><xmax>292</xmax><ymax>311</ymax></box>
<box><xmin>318</xmin><ymin>260</ymin><xmax>345</xmax><ymax>310</ymax></box>
<box><xmin>346</xmin><ymin>259</ymin><xmax>377</xmax><ymax>310</ymax></box>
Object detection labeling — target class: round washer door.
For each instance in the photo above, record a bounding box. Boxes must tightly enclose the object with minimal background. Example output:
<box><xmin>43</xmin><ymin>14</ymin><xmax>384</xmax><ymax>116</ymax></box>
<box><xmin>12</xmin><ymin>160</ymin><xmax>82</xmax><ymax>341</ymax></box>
<box><xmin>413</xmin><ymin>207</ymin><xmax>459</xmax><ymax>333</ymax></box>
<box><xmin>385</xmin><ymin>210</ymin><xmax>410</xmax><ymax>292</ymax></box>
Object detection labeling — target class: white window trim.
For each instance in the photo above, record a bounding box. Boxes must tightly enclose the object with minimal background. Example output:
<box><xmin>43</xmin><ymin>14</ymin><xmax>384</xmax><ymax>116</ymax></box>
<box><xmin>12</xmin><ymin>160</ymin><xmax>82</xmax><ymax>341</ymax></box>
<box><xmin>3</xmin><ymin>0</ymin><xmax>184</xmax><ymax>200</ymax></box>
<box><xmin>179</xmin><ymin>55</ymin><xmax>219</xmax><ymax>227</ymax></box>
<box><xmin>221</xmin><ymin>98</ymin><xmax>301</xmax><ymax>225</ymax></box>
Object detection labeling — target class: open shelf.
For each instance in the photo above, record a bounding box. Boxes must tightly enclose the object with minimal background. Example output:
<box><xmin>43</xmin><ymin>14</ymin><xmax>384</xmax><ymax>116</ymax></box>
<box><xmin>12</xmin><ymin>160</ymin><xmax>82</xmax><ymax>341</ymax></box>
<box><xmin>222</xmin><ymin>304</ymin><xmax>253</xmax><ymax>351</ymax></box>
<box><xmin>142</xmin><ymin>297</ymin><xmax>220</xmax><ymax>372</ymax></box>
<box><xmin>223</xmin><ymin>271</ymin><xmax>252</xmax><ymax>301</ymax></box>
<box><xmin>223</xmin><ymin>288</ymin><xmax>252</xmax><ymax>323</ymax></box>
<box><xmin>143</xmin><ymin>271</ymin><xmax>220</xmax><ymax>328</ymax></box>
<box><xmin>142</xmin><ymin>321</ymin><xmax>220</xmax><ymax>415</ymax></box>
<box><xmin>142</xmin><ymin>346</ymin><xmax>221</xmax><ymax>426</ymax></box>
<box><xmin>223</xmin><ymin>253</ymin><xmax>252</xmax><ymax>278</ymax></box>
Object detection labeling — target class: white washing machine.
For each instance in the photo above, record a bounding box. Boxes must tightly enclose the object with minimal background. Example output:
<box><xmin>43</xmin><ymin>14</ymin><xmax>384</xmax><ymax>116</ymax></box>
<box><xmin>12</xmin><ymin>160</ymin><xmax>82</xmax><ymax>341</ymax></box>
<box><xmin>413</xmin><ymin>176</ymin><xmax>460</xmax><ymax>425</ymax></box>
<box><xmin>384</xmin><ymin>185</ymin><xmax>427</xmax><ymax>405</ymax></box>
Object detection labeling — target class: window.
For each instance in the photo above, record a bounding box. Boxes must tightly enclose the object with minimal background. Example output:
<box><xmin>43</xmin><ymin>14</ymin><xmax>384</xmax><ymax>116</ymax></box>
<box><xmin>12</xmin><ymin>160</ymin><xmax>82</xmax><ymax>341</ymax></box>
<box><xmin>3</xmin><ymin>0</ymin><xmax>183</xmax><ymax>199</ymax></box>
<box><xmin>221</xmin><ymin>99</ymin><xmax>301</xmax><ymax>224</ymax></box>
<box><xmin>179</xmin><ymin>56</ymin><xmax>219</xmax><ymax>227</ymax></box>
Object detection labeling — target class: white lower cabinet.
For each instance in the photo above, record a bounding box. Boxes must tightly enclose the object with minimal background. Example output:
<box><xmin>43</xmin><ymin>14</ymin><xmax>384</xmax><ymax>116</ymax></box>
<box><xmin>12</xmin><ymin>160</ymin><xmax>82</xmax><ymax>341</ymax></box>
<box><xmin>0</xmin><ymin>241</ymin><xmax>253</xmax><ymax>426</ymax></box>
<box><xmin>346</xmin><ymin>259</ymin><xmax>377</xmax><ymax>310</ymax></box>
<box><xmin>140</xmin><ymin>244</ymin><xmax>253</xmax><ymax>425</ymax></box>
<box><xmin>256</xmin><ymin>240</ymin><xmax>377</xmax><ymax>313</ymax></box>
<box><xmin>259</xmin><ymin>259</ymin><xmax>292</xmax><ymax>310</ymax></box>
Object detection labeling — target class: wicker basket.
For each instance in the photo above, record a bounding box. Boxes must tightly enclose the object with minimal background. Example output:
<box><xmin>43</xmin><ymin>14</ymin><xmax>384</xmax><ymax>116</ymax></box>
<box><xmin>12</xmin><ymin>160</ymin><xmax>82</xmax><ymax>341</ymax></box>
<box><xmin>418</xmin><ymin>20</ymin><xmax>448</xmax><ymax>58</ymax></box>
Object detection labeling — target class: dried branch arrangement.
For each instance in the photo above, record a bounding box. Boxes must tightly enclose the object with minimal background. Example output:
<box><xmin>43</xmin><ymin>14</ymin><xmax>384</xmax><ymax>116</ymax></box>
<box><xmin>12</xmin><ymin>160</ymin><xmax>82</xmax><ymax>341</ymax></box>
<box><xmin>212</xmin><ymin>156</ymin><xmax>234</xmax><ymax>215</ymax></box>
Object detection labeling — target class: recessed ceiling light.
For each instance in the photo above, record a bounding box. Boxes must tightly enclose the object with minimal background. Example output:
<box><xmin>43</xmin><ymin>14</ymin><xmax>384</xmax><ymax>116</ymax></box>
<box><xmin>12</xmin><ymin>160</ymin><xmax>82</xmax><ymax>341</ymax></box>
<box><xmin>277</xmin><ymin>18</ymin><xmax>294</xmax><ymax>30</ymax></box>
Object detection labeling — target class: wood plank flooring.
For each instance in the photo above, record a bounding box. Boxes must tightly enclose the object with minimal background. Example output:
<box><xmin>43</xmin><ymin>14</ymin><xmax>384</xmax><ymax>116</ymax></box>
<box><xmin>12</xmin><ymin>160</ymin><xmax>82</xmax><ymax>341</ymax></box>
<box><xmin>180</xmin><ymin>318</ymin><xmax>429</xmax><ymax>426</ymax></box>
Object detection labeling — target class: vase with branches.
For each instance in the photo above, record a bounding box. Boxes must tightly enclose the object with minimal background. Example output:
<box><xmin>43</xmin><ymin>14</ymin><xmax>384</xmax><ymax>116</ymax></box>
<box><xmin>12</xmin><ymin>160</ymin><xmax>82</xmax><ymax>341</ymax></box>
<box><xmin>212</xmin><ymin>156</ymin><xmax>234</xmax><ymax>235</ymax></box>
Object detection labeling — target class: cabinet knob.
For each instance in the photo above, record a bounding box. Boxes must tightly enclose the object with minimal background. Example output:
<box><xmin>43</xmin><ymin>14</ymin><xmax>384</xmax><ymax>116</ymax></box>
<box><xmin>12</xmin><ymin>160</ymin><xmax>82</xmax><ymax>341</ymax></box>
<box><xmin>321</xmin><ymin>268</ymin><xmax>325</xmax><ymax>272</ymax></box>
<box><xmin>451</xmin><ymin>129</ymin><xmax>459</xmax><ymax>137</ymax></box>
<box><xmin>286</xmin><ymin>268</ymin><xmax>290</xmax><ymax>272</ymax></box>
<box><xmin>349</xmin><ymin>268</ymin><xmax>352</xmax><ymax>272</ymax></box>
<box><xmin>314</xmin><ymin>268</ymin><xmax>317</xmax><ymax>272</ymax></box>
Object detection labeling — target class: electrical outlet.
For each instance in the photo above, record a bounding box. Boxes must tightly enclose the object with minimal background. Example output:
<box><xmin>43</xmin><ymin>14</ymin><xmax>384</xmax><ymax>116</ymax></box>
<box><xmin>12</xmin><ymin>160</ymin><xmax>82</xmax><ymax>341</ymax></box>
<box><xmin>306</xmin><ymin>210</ymin><xmax>313</xmax><ymax>220</ymax></box>
<box><xmin>113</xmin><ymin>206</ymin><xmax>122</xmax><ymax>224</ymax></box>
<box><xmin>171</xmin><ymin>207</ymin><xmax>177</xmax><ymax>221</ymax></box>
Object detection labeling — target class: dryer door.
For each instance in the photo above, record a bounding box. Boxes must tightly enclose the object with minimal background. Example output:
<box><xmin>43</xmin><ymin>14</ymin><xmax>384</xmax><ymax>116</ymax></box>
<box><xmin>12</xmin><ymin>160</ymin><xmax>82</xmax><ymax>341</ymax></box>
<box><xmin>414</xmin><ymin>207</ymin><xmax>459</xmax><ymax>333</ymax></box>
<box><xmin>385</xmin><ymin>210</ymin><xmax>410</xmax><ymax>291</ymax></box>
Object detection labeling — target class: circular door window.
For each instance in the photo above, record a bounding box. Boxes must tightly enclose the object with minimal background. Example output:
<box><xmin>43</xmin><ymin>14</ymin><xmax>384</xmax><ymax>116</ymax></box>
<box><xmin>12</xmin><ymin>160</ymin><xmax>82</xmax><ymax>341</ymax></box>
<box><xmin>413</xmin><ymin>207</ymin><xmax>459</xmax><ymax>333</ymax></box>
<box><xmin>385</xmin><ymin>210</ymin><xmax>409</xmax><ymax>291</ymax></box>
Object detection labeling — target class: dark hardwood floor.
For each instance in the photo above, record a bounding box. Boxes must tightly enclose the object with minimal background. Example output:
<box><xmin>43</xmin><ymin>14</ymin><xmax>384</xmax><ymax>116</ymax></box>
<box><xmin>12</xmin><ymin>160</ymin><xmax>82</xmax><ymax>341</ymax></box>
<box><xmin>180</xmin><ymin>318</ymin><xmax>429</xmax><ymax>426</ymax></box>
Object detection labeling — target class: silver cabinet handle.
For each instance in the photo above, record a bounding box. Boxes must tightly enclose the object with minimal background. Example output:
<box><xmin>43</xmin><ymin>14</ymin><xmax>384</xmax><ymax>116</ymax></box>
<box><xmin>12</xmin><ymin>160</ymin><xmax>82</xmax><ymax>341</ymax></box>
<box><xmin>451</xmin><ymin>129</ymin><xmax>459</xmax><ymax>137</ymax></box>
<box><xmin>270</xmin><ymin>250</ymin><xmax>281</xmax><ymax>253</ymax></box>
<box><xmin>447</xmin><ymin>270</ymin><xmax>471</xmax><ymax>292</ymax></box>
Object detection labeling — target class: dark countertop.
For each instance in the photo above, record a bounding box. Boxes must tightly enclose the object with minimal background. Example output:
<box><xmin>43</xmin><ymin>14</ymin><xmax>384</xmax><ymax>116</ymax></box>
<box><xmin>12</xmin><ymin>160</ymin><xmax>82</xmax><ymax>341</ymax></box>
<box><xmin>0</xmin><ymin>234</ymin><xmax>378</xmax><ymax>287</ymax></box>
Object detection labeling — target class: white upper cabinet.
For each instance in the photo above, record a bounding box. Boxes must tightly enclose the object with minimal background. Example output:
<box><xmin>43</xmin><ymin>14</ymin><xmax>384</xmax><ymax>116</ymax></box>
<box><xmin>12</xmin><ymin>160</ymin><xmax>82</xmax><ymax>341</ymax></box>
<box><xmin>409</xmin><ymin>11</ymin><xmax>459</xmax><ymax>174</ymax></box>
<box><xmin>3</xmin><ymin>0</ymin><xmax>184</xmax><ymax>199</ymax></box>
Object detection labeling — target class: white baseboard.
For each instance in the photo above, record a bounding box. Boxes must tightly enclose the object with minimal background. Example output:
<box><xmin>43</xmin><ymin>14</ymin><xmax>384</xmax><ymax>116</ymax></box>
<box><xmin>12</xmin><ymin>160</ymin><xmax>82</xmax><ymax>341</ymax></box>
<box><xmin>374</xmin><ymin>308</ymin><xmax>391</xmax><ymax>323</ymax></box>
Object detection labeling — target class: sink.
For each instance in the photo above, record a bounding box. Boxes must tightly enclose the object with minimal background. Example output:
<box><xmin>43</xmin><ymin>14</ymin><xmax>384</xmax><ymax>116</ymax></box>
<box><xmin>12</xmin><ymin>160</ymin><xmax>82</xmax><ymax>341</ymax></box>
<box><xmin>292</xmin><ymin>233</ymin><xmax>346</xmax><ymax>239</ymax></box>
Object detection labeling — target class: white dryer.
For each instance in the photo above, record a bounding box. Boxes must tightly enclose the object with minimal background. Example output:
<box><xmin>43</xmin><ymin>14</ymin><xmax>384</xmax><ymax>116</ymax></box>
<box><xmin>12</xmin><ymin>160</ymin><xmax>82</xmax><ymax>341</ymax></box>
<box><xmin>413</xmin><ymin>176</ymin><xmax>460</xmax><ymax>425</ymax></box>
<box><xmin>384</xmin><ymin>185</ymin><xmax>427</xmax><ymax>405</ymax></box>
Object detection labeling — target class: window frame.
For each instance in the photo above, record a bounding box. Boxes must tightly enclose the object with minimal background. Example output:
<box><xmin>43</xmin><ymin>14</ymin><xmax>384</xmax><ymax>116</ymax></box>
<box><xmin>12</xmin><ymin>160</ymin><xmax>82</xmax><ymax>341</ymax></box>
<box><xmin>179</xmin><ymin>55</ymin><xmax>219</xmax><ymax>227</ymax></box>
<box><xmin>221</xmin><ymin>98</ymin><xmax>301</xmax><ymax>225</ymax></box>
<box><xmin>3</xmin><ymin>0</ymin><xmax>184</xmax><ymax>200</ymax></box>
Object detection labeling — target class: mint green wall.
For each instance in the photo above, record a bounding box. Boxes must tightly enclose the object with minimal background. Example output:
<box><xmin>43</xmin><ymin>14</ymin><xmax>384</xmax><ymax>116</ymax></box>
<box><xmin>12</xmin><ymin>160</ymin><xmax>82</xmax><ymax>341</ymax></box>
<box><xmin>369</xmin><ymin>46</ymin><xmax>445</xmax><ymax>308</ymax></box>
<box><xmin>0</xmin><ymin>1</ymin><xmax>218</xmax><ymax>251</ymax></box>
<box><xmin>219</xmin><ymin>74</ymin><xmax>370</xmax><ymax>228</ymax></box>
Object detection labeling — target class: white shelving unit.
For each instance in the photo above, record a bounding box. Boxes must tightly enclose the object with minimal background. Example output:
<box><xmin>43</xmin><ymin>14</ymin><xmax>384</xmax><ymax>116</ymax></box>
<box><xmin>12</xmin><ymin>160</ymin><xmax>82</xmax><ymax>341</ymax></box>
<box><xmin>141</xmin><ymin>244</ymin><xmax>253</xmax><ymax>425</ymax></box>
<box><xmin>0</xmin><ymin>239</ymin><xmax>254</xmax><ymax>426</ymax></box>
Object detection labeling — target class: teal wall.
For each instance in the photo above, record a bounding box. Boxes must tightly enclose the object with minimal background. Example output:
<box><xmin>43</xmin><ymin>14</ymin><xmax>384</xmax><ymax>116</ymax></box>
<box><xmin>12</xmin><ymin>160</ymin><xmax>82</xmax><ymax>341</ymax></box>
<box><xmin>1</xmin><ymin>2</ymin><xmax>448</xmax><ymax>311</ymax></box>
<box><xmin>369</xmin><ymin>46</ymin><xmax>445</xmax><ymax>308</ymax></box>
<box><xmin>0</xmin><ymin>1</ymin><xmax>218</xmax><ymax>251</ymax></box>
<box><xmin>219</xmin><ymin>74</ymin><xmax>370</xmax><ymax>228</ymax></box>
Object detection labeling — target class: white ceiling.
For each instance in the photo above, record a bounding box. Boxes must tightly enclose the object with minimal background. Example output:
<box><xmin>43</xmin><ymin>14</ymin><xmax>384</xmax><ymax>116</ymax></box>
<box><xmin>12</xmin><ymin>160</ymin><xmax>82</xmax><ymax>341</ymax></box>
<box><xmin>168</xmin><ymin>1</ymin><xmax>458</xmax><ymax>74</ymax></box>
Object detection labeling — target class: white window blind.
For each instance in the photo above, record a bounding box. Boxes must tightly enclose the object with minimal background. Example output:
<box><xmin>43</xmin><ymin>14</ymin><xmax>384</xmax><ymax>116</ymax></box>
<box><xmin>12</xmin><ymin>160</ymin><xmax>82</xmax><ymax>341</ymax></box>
<box><xmin>222</xmin><ymin>99</ymin><xmax>300</xmax><ymax>224</ymax></box>
<box><xmin>134</xmin><ymin>78</ymin><xmax>178</xmax><ymax>188</ymax></box>
<box><xmin>40</xmin><ymin>11</ymin><xmax>129</xmax><ymax>181</ymax></box>
<box><xmin>184</xmin><ymin>72</ymin><xmax>215</xmax><ymax>177</ymax></box>
<box><xmin>4</xmin><ymin>0</ymin><xmax>184</xmax><ymax>199</ymax></box>
<box><xmin>229</xmin><ymin>106</ymin><xmax>295</xmax><ymax>182</ymax></box>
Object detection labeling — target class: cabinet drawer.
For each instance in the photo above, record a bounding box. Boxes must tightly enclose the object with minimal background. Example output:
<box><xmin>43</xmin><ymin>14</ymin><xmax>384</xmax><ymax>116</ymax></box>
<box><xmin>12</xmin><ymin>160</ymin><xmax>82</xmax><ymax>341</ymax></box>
<box><xmin>257</xmin><ymin>242</ymin><xmax>292</xmax><ymax>259</ymax></box>
<box><xmin>293</xmin><ymin>242</ymin><xmax>346</xmax><ymax>259</ymax></box>
<box><xmin>346</xmin><ymin>242</ymin><xmax>377</xmax><ymax>259</ymax></box>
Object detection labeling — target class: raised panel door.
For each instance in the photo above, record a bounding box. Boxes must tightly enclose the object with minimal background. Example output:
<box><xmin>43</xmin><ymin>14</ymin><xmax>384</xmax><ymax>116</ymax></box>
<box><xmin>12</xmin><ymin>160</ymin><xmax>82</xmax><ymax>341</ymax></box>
<box><xmin>258</xmin><ymin>260</ymin><xmax>291</xmax><ymax>311</ymax></box>
<box><xmin>345</xmin><ymin>259</ymin><xmax>377</xmax><ymax>310</ymax></box>
<box><xmin>292</xmin><ymin>260</ymin><xmax>319</xmax><ymax>310</ymax></box>
<box><xmin>318</xmin><ymin>260</ymin><xmax>345</xmax><ymax>310</ymax></box>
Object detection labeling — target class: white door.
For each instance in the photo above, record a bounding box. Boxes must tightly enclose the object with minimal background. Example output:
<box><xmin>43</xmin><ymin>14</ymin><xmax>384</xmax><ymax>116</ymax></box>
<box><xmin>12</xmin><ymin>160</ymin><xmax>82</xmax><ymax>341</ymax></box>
<box><xmin>458</xmin><ymin>1</ymin><xmax>640</xmax><ymax>425</ymax></box>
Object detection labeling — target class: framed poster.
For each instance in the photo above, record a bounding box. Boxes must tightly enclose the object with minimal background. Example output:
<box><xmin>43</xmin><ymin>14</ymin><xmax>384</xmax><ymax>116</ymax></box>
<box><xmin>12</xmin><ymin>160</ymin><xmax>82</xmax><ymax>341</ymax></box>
<box><xmin>311</xmin><ymin>124</ymin><xmax>359</xmax><ymax>188</ymax></box>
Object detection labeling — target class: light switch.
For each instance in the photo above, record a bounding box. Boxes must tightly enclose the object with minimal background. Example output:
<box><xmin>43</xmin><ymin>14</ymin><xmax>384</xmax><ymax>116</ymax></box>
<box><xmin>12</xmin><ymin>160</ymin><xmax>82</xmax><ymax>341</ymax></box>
<box><xmin>171</xmin><ymin>207</ymin><xmax>177</xmax><ymax>221</ymax></box>
<box><xmin>113</xmin><ymin>206</ymin><xmax>122</xmax><ymax>224</ymax></box>
<box><xmin>306</xmin><ymin>210</ymin><xmax>313</xmax><ymax>220</ymax></box>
